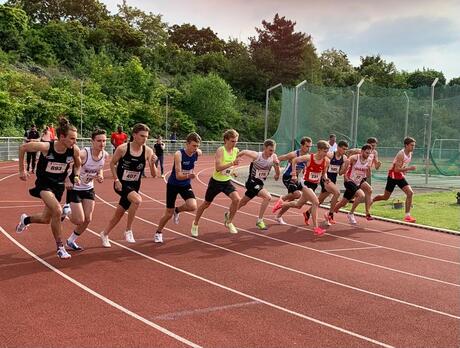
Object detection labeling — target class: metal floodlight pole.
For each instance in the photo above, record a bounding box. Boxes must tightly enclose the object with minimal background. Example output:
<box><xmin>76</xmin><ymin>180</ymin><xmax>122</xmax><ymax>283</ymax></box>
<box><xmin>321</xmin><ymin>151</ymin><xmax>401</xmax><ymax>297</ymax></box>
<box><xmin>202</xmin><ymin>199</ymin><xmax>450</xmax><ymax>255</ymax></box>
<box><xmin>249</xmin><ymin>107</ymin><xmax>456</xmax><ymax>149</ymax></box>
<box><xmin>292</xmin><ymin>80</ymin><xmax>307</xmax><ymax>150</ymax></box>
<box><xmin>80</xmin><ymin>80</ymin><xmax>83</xmax><ymax>139</ymax></box>
<box><xmin>165</xmin><ymin>94</ymin><xmax>169</xmax><ymax>140</ymax></box>
<box><xmin>350</xmin><ymin>90</ymin><xmax>355</xmax><ymax>143</ymax></box>
<box><xmin>264</xmin><ymin>83</ymin><xmax>282</xmax><ymax>140</ymax></box>
<box><xmin>403</xmin><ymin>91</ymin><xmax>409</xmax><ymax>138</ymax></box>
<box><xmin>425</xmin><ymin>77</ymin><xmax>439</xmax><ymax>184</ymax></box>
<box><xmin>354</xmin><ymin>78</ymin><xmax>365</xmax><ymax>148</ymax></box>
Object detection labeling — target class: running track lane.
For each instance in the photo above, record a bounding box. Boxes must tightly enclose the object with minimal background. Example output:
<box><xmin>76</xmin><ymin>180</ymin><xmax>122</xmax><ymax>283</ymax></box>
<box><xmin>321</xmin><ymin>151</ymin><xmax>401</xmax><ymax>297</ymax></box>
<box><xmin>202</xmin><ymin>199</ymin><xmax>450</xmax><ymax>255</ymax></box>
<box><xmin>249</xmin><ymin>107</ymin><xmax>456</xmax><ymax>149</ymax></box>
<box><xmin>0</xmin><ymin>158</ymin><xmax>458</xmax><ymax>345</ymax></box>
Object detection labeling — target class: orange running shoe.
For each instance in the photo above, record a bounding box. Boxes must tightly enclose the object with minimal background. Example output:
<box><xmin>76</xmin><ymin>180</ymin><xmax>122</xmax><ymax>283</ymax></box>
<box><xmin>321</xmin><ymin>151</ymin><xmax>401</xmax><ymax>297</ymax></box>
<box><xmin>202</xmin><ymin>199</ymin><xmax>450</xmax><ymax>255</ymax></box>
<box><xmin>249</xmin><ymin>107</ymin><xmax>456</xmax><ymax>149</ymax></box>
<box><xmin>272</xmin><ymin>198</ymin><xmax>283</xmax><ymax>213</ymax></box>
<box><xmin>313</xmin><ymin>226</ymin><xmax>325</xmax><ymax>236</ymax></box>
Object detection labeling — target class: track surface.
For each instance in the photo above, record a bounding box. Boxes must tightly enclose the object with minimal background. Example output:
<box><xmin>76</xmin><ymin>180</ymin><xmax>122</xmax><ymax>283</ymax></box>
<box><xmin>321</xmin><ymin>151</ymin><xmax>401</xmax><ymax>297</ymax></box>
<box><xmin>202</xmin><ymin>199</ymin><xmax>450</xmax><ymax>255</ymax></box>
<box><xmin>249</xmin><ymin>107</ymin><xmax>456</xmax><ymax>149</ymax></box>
<box><xmin>1</xmin><ymin>157</ymin><xmax>459</xmax><ymax>348</ymax></box>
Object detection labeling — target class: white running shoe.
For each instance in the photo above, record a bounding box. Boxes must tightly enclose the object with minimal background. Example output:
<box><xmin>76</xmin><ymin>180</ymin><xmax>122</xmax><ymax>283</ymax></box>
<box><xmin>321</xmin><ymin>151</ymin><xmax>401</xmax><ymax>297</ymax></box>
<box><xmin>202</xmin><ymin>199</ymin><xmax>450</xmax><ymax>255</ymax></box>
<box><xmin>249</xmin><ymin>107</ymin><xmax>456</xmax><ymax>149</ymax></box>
<box><xmin>226</xmin><ymin>222</ymin><xmax>238</xmax><ymax>234</ymax></box>
<box><xmin>124</xmin><ymin>230</ymin><xmax>136</xmax><ymax>243</ymax></box>
<box><xmin>16</xmin><ymin>213</ymin><xmax>28</xmax><ymax>233</ymax></box>
<box><xmin>173</xmin><ymin>209</ymin><xmax>180</xmax><ymax>224</ymax></box>
<box><xmin>61</xmin><ymin>204</ymin><xmax>71</xmax><ymax>221</ymax></box>
<box><xmin>154</xmin><ymin>232</ymin><xmax>163</xmax><ymax>243</ymax></box>
<box><xmin>324</xmin><ymin>212</ymin><xmax>332</xmax><ymax>226</ymax></box>
<box><xmin>275</xmin><ymin>215</ymin><xmax>287</xmax><ymax>225</ymax></box>
<box><xmin>347</xmin><ymin>213</ymin><xmax>357</xmax><ymax>225</ymax></box>
<box><xmin>57</xmin><ymin>246</ymin><xmax>71</xmax><ymax>259</ymax></box>
<box><xmin>100</xmin><ymin>232</ymin><xmax>111</xmax><ymax>248</ymax></box>
<box><xmin>191</xmin><ymin>224</ymin><xmax>199</xmax><ymax>237</ymax></box>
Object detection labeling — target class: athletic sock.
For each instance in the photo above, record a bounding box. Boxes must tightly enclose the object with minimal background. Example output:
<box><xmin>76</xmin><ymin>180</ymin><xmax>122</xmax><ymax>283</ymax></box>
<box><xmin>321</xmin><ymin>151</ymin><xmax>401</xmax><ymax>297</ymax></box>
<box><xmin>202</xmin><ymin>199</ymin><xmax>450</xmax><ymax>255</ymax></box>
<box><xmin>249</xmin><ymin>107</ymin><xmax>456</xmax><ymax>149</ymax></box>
<box><xmin>405</xmin><ymin>212</ymin><xmax>411</xmax><ymax>217</ymax></box>
<box><xmin>174</xmin><ymin>207</ymin><xmax>179</xmax><ymax>214</ymax></box>
<box><xmin>156</xmin><ymin>230</ymin><xmax>162</xmax><ymax>234</ymax></box>
<box><xmin>24</xmin><ymin>216</ymin><xmax>31</xmax><ymax>225</ymax></box>
<box><xmin>68</xmin><ymin>231</ymin><xmax>79</xmax><ymax>243</ymax></box>
<box><xmin>56</xmin><ymin>239</ymin><xmax>63</xmax><ymax>249</ymax></box>
<box><xmin>257</xmin><ymin>218</ymin><xmax>263</xmax><ymax>223</ymax></box>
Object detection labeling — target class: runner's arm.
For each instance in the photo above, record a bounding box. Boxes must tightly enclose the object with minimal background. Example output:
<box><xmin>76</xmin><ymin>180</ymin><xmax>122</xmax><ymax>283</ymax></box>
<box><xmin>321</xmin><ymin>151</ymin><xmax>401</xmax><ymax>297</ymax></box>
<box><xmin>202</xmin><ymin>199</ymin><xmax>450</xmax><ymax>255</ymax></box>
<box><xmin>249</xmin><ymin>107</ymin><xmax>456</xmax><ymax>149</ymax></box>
<box><xmin>147</xmin><ymin>147</ymin><xmax>158</xmax><ymax>178</ymax></box>
<box><xmin>237</xmin><ymin>150</ymin><xmax>258</xmax><ymax>161</ymax></box>
<box><xmin>339</xmin><ymin>154</ymin><xmax>348</xmax><ymax>175</ymax></box>
<box><xmin>273</xmin><ymin>154</ymin><xmax>280</xmax><ymax>180</ymax></box>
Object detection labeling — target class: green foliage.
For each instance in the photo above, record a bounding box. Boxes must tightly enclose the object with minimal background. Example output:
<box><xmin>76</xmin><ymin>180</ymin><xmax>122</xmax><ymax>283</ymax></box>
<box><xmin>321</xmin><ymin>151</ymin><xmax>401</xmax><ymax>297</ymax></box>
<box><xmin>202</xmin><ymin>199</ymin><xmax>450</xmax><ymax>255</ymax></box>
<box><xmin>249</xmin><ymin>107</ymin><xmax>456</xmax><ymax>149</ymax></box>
<box><xmin>0</xmin><ymin>5</ymin><xmax>28</xmax><ymax>52</ymax></box>
<box><xmin>169</xmin><ymin>24</ymin><xmax>224</xmax><ymax>55</ymax></box>
<box><xmin>320</xmin><ymin>49</ymin><xmax>358</xmax><ymax>87</ymax></box>
<box><xmin>406</xmin><ymin>69</ymin><xmax>446</xmax><ymax>88</ymax></box>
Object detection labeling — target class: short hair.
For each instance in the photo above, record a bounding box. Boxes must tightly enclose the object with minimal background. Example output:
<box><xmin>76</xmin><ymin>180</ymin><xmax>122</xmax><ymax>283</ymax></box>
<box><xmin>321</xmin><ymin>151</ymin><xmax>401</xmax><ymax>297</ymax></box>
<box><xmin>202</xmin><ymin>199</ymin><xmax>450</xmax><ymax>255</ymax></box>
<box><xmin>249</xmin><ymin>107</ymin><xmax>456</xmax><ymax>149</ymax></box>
<box><xmin>404</xmin><ymin>137</ymin><xmax>416</xmax><ymax>146</ymax></box>
<box><xmin>329</xmin><ymin>134</ymin><xmax>336</xmax><ymax>139</ymax></box>
<box><xmin>338</xmin><ymin>140</ymin><xmax>349</xmax><ymax>148</ymax></box>
<box><xmin>300</xmin><ymin>136</ymin><xmax>312</xmax><ymax>145</ymax></box>
<box><xmin>317</xmin><ymin>140</ymin><xmax>330</xmax><ymax>150</ymax></box>
<box><xmin>361</xmin><ymin>144</ymin><xmax>372</xmax><ymax>151</ymax></box>
<box><xmin>223</xmin><ymin>129</ymin><xmax>239</xmax><ymax>141</ymax></box>
<box><xmin>91</xmin><ymin>129</ymin><xmax>106</xmax><ymax>140</ymax></box>
<box><xmin>132</xmin><ymin>123</ymin><xmax>150</xmax><ymax>134</ymax></box>
<box><xmin>31</xmin><ymin>124</ymin><xmax>36</xmax><ymax>128</ymax></box>
<box><xmin>186</xmin><ymin>132</ymin><xmax>201</xmax><ymax>143</ymax></box>
<box><xmin>264</xmin><ymin>139</ymin><xmax>276</xmax><ymax>148</ymax></box>
<box><xmin>56</xmin><ymin>117</ymin><xmax>77</xmax><ymax>138</ymax></box>
<box><xmin>367</xmin><ymin>137</ymin><xmax>378</xmax><ymax>144</ymax></box>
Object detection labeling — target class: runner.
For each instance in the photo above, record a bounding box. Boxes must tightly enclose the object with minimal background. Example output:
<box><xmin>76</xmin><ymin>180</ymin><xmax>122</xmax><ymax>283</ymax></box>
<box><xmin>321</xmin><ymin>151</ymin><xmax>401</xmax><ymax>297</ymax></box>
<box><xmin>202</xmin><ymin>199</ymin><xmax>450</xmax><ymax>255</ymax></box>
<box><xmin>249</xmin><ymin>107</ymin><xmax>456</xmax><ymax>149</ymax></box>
<box><xmin>272</xmin><ymin>136</ymin><xmax>312</xmax><ymax>224</ymax></box>
<box><xmin>235</xmin><ymin>139</ymin><xmax>280</xmax><ymax>230</ymax></box>
<box><xmin>99</xmin><ymin>124</ymin><xmax>157</xmax><ymax>247</ymax></box>
<box><xmin>16</xmin><ymin>117</ymin><xmax>81</xmax><ymax>259</ymax></box>
<box><xmin>275</xmin><ymin>140</ymin><xmax>330</xmax><ymax>236</ymax></box>
<box><xmin>154</xmin><ymin>132</ymin><xmax>202</xmax><ymax>243</ymax></box>
<box><xmin>372</xmin><ymin>137</ymin><xmax>417</xmax><ymax>222</ymax></box>
<box><xmin>333</xmin><ymin>144</ymin><xmax>374</xmax><ymax>224</ymax></box>
<box><xmin>63</xmin><ymin>129</ymin><xmax>109</xmax><ymax>251</ymax></box>
<box><xmin>191</xmin><ymin>129</ymin><xmax>241</xmax><ymax>237</ymax></box>
<box><xmin>314</xmin><ymin>140</ymin><xmax>349</xmax><ymax>225</ymax></box>
<box><xmin>154</xmin><ymin>135</ymin><xmax>166</xmax><ymax>178</ymax></box>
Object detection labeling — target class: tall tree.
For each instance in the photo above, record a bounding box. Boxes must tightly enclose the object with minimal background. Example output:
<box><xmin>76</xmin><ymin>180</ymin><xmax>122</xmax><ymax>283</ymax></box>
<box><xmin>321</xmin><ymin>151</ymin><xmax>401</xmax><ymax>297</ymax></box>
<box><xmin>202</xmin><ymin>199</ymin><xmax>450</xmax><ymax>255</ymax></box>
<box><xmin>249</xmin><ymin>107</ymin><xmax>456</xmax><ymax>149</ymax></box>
<box><xmin>169</xmin><ymin>23</ymin><xmax>224</xmax><ymax>55</ymax></box>
<box><xmin>357</xmin><ymin>55</ymin><xmax>399</xmax><ymax>87</ymax></box>
<box><xmin>406</xmin><ymin>69</ymin><xmax>446</xmax><ymax>88</ymax></box>
<box><xmin>319</xmin><ymin>48</ymin><xmax>358</xmax><ymax>87</ymax></box>
<box><xmin>250</xmin><ymin>14</ymin><xmax>310</xmax><ymax>86</ymax></box>
<box><xmin>0</xmin><ymin>5</ymin><xmax>28</xmax><ymax>52</ymax></box>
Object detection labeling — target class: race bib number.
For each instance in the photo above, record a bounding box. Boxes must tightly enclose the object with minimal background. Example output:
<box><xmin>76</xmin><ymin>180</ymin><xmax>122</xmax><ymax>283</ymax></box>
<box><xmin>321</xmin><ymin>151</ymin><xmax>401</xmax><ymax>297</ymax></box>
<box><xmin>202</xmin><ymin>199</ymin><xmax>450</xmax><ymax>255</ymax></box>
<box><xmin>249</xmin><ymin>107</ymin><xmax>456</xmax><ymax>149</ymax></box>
<box><xmin>45</xmin><ymin>162</ymin><xmax>67</xmax><ymax>174</ymax></box>
<box><xmin>328</xmin><ymin>164</ymin><xmax>340</xmax><ymax>173</ymax></box>
<box><xmin>220</xmin><ymin>167</ymin><xmax>233</xmax><ymax>176</ymax></box>
<box><xmin>182</xmin><ymin>169</ymin><xmax>192</xmax><ymax>175</ymax></box>
<box><xmin>308</xmin><ymin>171</ymin><xmax>321</xmax><ymax>182</ymax></box>
<box><xmin>122</xmin><ymin>170</ymin><xmax>141</xmax><ymax>181</ymax></box>
<box><xmin>351</xmin><ymin>172</ymin><xmax>363</xmax><ymax>184</ymax></box>
<box><xmin>255</xmin><ymin>169</ymin><xmax>269</xmax><ymax>180</ymax></box>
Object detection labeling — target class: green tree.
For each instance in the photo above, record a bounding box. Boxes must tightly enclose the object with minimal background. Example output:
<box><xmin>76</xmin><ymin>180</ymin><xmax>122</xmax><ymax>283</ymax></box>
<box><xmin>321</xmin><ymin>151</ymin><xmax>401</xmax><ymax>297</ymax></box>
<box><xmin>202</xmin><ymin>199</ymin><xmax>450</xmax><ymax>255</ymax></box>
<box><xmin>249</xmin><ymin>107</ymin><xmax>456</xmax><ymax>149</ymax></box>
<box><xmin>448</xmin><ymin>77</ymin><xmax>460</xmax><ymax>86</ymax></box>
<box><xmin>356</xmin><ymin>55</ymin><xmax>400</xmax><ymax>87</ymax></box>
<box><xmin>169</xmin><ymin>23</ymin><xmax>224</xmax><ymax>55</ymax></box>
<box><xmin>319</xmin><ymin>49</ymin><xmax>358</xmax><ymax>87</ymax></box>
<box><xmin>406</xmin><ymin>69</ymin><xmax>446</xmax><ymax>88</ymax></box>
<box><xmin>0</xmin><ymin>5</ymin><xmax>28</xmax><ymax>52</ymax></box>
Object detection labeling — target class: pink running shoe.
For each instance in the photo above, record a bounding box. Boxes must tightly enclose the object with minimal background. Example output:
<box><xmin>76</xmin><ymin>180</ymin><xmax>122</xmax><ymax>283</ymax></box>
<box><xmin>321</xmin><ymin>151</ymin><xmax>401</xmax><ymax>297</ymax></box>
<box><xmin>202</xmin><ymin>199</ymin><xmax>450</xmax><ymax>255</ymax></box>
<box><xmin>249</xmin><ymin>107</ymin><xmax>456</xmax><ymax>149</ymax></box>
<box><xmin>403</xmin><ymin>215</ymin><xmax>416</xmax><ymax>223</ymax></box>
<box><xmin>366</xmin><ymin>214</ymin><xmax>374</xmax><ymax>221</ymax></box>
<box><xmin>272</xmin><ymin>198</ymin><xmax>283</xmax><ymax>213</ymax></box>
<box><xmin>313</xmin><ymin>226</ymin><xmax>326</xmax><ymax>236</ymax></box>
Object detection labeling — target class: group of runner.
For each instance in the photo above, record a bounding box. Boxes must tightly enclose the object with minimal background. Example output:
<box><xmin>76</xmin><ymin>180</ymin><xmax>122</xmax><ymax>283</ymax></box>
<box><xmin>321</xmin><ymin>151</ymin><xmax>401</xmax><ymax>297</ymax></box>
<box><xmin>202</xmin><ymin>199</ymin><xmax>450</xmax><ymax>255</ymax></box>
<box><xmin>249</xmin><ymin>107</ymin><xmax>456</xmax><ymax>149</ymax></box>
<box><xmin>16</xmin><ymin>119</ymin><xmax>418</xmax><ymax>259</ymax></box>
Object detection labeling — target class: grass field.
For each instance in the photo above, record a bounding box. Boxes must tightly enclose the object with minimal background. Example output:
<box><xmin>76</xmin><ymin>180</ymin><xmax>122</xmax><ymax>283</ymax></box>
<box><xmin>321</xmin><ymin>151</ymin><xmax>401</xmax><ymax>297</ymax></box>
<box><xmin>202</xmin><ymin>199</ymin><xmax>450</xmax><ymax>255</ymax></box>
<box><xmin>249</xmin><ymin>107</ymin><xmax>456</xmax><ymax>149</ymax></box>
<box><xmin>353</xmin><ymin>191</ymin><xmax>460</xmax><ymax>232</ymax></box>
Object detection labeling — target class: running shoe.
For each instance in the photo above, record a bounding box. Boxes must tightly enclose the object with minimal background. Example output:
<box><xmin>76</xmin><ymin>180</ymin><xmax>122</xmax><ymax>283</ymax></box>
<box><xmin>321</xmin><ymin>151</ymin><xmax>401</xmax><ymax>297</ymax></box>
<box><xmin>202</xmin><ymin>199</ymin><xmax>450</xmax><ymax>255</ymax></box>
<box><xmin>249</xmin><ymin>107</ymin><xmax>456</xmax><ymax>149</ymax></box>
<box><xmin>16</xmin><ymin>213</ymin><xmax>29</xmax><ymax>234</ymax></box>
<box><xmin>303</xmin><ymin>211</ymin><xmax>310</xmax><ymax>225</ymax></box>
<box><xmin>272</xmin><ymin>198</ymin><xmax>283</xmax><ymax>213</ymax></box>
<box><xmin>256</xmin><ymin>220</ymin><xmax>267</xmax><ymax>230</ymax></box>
<box><xmin>323</xmin><ymin>212</ymin><xmax>332</xmax><ymax>226</ymax></box>
<box><xmin>313</xmin><ymin>226</ymin><xmax>326</xmax><ymax>236</ymax></box>
<box><xmin>173</xmin><ymin>209</ymin><xmax>180</xmax><ymax>224</ymax></box>
<box><xmin>366</xmin><ymin>214</ymin><xmax>374</xmax><ymax>221</ymax></box>
<box><xmin>60</xmin><ymin>204</ymin><xmax>71</xmax><ymax>222</ymax></box>
<box><xmin>328</xmin><ymin>212</ymin><xmax>336</xmax><ymax>224</ymax></box>
<box><xmin>57</xmin><ymin>246</ymin><xmax>71</xmax><ymax>259</ymax></box>
<box><xmin>161</xmin><ymin>174</ymin><xmax>165</xmax><ymax>178</ymax></box>
<box><xmin>347</xmin><ymin>213</ymin><xmax>357</xmax><ymax>225</ymax></box>
<box><xmin>124</xmin><ymin>230</ymin><xmax>136</xmax><ymax>243</ymax></box>
<box><xmin>154</xmin><ymin>232</ymin><xmax>163</xmax><ymax>243</ymax></box>
<box><xmin>66</xmin><ymin>240</ymin><xmax>83</xmax><ymax>251</ymax></box>
<box><xmin>275</xmin><ymin>215</ymin><xmax>286</xmax><ymax>225</ymax></box>
<box><xmin>100</xmin><ymin>232</ymin><xmax>111</xmax><ymax>248</ymax></box>
<box><xmin>226</xmin><ymin>222</ymin><xmax>238</xmax><ymax>234</ymax></box>
<box><xmin>191</xmin><ymin>224</ymin><xmax>199</xmax><ymax>237</ymax></box>
<box><xmin>403</xmin><ymin>215</ymin><xmax>416</xmax><ymax>223</ymax></box>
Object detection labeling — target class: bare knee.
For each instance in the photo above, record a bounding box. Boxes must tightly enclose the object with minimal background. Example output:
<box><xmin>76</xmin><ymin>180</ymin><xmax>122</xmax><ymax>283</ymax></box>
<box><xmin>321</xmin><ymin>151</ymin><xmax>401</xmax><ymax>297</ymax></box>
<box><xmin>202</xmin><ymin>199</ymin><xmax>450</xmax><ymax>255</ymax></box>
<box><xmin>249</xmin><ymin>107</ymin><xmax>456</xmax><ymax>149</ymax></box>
<box><xmin>186</xmin><ymin>201</ymin><xmax>197</xmax><ymax>212</ymax></box>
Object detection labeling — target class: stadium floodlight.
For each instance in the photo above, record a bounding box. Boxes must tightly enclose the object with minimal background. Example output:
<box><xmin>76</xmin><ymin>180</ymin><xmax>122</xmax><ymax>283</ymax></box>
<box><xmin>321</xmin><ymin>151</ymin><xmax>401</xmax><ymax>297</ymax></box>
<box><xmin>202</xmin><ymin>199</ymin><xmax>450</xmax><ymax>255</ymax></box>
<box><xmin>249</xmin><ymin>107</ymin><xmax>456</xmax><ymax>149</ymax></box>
<box><xmin>425</xmin><ymin>77</ymin><xmax>439</xmax><ymax>184</ymax></box>
<box><xmin>293</xmin><ymin>80</ymin><xmax>307</xmax><ymax>150</ymax></box>
<box><xmin>80</xmin><ymin>80</ymin><xmax>83</xmax><ymax>139</ymax></box>
<box><xmin>403</xmin><ymin>91</ymin><xmax>409</xmax><ymax>138</ymax></box>
<box><xmin>353</xmin><ymin>78</ymin><xmax>365</xmax><ymax>147</ymax></box>
<box><xmin>350</xmin><ymin>91</ymin><xmax>355</xmax><ymax>143</ymax></box>
<box><xmin>264</xmin><ymin>83</ymin><xmax>282</xmax><ymax>140</ymax></box>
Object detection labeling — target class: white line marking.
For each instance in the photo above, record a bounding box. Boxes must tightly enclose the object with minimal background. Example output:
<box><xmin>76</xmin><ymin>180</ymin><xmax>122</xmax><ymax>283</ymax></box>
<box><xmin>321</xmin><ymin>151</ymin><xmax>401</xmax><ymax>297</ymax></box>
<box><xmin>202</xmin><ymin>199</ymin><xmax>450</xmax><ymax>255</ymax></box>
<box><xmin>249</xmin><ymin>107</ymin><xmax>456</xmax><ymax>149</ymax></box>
<box><xmin>322</xmin><ymin>246</ymin><xmax>382</xmax><ymax>252</ymax></box>
<box><xmin>96</xmin><ymin>193</ymin><xmax>460</xmax><ymax>320</ymax></box>
<box><xmin>154</xmin><ymin>301</ymin><xmax>260</xmax><ymax>320</ymax></box>
<box><xmin>0</xmin><ymin>172</ymin><xmax>18</xmax><ymax>182</ymax></box>
<box><xmin>195</xmin><ymin>167</ymin><xmax>460</xmax><ymax>265</ymax></box>
<box><xmin>0</xmin><ymin>226</ymin><xmax>201</xmax><ymax>348</ymax></box>
<box><xmin>84</xmin><ymin>224</ymin><xmax>395</xmax><ymax>348</ymax></box>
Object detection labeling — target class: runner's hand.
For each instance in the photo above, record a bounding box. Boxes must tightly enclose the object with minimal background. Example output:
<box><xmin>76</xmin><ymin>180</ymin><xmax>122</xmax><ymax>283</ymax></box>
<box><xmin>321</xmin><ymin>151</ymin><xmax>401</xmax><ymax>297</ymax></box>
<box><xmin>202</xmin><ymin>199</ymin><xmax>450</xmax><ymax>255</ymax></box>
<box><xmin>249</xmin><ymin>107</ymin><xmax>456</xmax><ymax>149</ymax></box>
<box><xmin>19</xmin><ymin>170</ymin><xmax>29</xmax><ymax>181</ymax></box>
<box><xmin>65</xmin><ymin>177</ymin><xmax>73</xmax><ymax>190</ymax></box>
<box><xmin>96</xmin><ymin>174</ymin><xmax>104</xmax><ymax>183</ymax></box>
<box><xmin>114</xmin><ymin>179</ymin><xmax>122</xmax><ymax>191</ymax></box>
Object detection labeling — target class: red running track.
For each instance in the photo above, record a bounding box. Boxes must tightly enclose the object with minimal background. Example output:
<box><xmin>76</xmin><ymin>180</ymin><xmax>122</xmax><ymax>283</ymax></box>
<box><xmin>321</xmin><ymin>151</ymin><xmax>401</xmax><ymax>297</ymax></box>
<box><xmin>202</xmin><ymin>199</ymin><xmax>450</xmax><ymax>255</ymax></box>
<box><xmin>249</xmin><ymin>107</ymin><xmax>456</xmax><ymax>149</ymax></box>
<box><xmin>1</xmin><ymin>157</ymin><xmax>459</xmax><ymax>347</ymax></box>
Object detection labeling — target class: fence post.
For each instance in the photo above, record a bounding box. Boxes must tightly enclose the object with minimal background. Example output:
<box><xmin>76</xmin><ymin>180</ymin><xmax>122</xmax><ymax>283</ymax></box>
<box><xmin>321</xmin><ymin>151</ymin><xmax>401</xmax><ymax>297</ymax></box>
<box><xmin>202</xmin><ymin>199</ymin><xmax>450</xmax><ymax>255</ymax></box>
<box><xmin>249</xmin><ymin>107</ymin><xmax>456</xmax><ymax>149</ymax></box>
<box><xmin>7</xmin><ymin>138</ymin><xmax>10</xmax><ymax>161</ymax></box>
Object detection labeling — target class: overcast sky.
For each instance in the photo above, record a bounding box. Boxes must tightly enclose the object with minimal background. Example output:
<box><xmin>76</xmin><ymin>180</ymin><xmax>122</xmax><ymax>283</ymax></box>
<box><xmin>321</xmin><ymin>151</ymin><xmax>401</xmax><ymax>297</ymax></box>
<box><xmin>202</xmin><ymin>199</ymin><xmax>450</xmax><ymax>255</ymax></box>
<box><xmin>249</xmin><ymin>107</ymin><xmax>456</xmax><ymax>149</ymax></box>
<box><xmin>101</xmin><ymin>0</ymin><xmax>460</xmax><ymax>81</ymax></box>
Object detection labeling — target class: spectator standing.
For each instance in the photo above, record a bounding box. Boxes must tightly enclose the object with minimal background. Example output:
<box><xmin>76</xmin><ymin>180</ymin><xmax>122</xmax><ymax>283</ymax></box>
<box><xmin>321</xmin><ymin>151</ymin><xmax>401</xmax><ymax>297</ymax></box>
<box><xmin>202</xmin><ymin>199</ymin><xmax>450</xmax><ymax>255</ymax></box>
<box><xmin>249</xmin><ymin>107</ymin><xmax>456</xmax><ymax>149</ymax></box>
<box><xmin>328</xmin><ymin>134</ymin><xmax>338</xmax><ymax>153</ymax></box>
<box><xmin>41</xmin><ymin>126</ymin><xmax>52</xmax><ymax>142</ymax></box>
<box><xmin>154</xmin><ymin>136</ymin><xmax>166</xmax><ymax>178</ymax></box>
<box><xmin>23</xmin><ymin>124</ymin><xmax>41</xmax><ymax>173</ymax></box>
<box><xmin>170</xmin><ymin>131</ymin><xmax>177</xmax><ymax>143</ymax></box>
<box><xmin>111</xmin><ymin>126</ymin><xmax>128</xmax><ymax>154</ymax></box>
<box><xmin>49</xmin><ymin>123</ymin><xmax>56</xmax><ymax>141</ymax></box>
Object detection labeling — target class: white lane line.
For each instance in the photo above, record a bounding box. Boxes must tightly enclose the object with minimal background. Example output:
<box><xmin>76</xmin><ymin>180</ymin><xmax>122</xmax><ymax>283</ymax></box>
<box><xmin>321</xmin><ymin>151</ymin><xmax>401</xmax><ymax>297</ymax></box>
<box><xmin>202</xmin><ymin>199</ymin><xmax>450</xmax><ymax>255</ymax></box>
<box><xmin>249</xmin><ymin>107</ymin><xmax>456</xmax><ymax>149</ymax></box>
<box><xmin>84</xmin><ymin>226</ymin><xmax>395</xmax><ymax>348</ymax></box>
<box><xmin>154</xmin><ymin>301</ymin><xmax>260</xmax><ymax>320</ymax></box>
<box><xmin>0</xmin><ymin>226</ymin><xmax>202</xmax><ymax>348</ymax></box>
<box><xmin>194</xmin><ymin>166</ymin><xmax>460</xmax><ymax>265</ymax></box>
<box><xmin>137</xmin><ymin>191</ymin><xmax>459</xmax><ymax>288</ymax></box>
<box><xmin>95</xmin><ymin>193</ymin><xmax>460</xmax><ymax>320</ymax></box>
<box><xmin>322</xmin><ymin>246</ymin><xmax>382</xmax><ymax>252</ymax></box>
<box><xmin>0</xmin><ymin>172</ymin><xmax>18</xmax><ymax>182</ymax></box>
